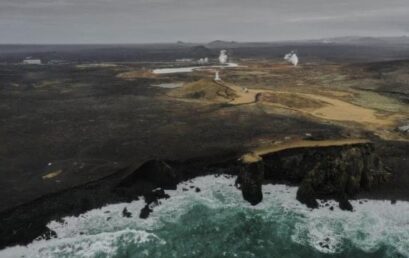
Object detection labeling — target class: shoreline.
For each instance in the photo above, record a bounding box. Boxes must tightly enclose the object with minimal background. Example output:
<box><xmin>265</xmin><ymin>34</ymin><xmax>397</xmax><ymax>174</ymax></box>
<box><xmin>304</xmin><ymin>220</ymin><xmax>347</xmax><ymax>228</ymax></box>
<box><xmin>2</xmin><ymin>175</ymin><xmax>409</xmax><ymax>257</ymax></box>
<box><xmin>1</xmin><ymin>138</ymin><xmax>408</xmax><ymax>249</ymax></box>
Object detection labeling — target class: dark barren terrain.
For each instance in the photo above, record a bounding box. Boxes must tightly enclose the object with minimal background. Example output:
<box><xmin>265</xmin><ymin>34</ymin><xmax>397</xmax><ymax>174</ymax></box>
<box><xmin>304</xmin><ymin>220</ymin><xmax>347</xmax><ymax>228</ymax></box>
<box><xmin>0</xmin><ymin>39</ymin><xmax>409</xmax><ymax>249</ymax></box>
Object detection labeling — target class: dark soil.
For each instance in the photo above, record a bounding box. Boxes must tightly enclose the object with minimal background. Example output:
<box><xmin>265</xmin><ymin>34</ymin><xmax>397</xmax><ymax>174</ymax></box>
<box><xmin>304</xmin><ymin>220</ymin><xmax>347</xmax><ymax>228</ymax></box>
<box><xmin>0</xmin><ymin>45</ymin><xmax>408</xmax><ymax>250</ymax></box>
<box><xmin>0</xmin><ymin>64</ymin><xmax>343</xmax><ymax>212</ymax></box>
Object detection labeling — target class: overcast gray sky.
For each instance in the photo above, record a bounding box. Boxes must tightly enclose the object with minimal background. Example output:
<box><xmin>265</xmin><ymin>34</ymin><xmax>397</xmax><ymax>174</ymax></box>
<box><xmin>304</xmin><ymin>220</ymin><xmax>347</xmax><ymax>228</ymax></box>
<box><xmin>1</xmin><ymin>0</ymin><xmax>408</xmax><ymax>44</ymax></box>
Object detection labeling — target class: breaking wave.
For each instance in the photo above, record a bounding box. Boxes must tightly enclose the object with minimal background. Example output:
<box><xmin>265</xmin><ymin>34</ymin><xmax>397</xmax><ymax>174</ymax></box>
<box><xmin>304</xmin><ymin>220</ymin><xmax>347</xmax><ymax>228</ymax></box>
<box><xmin>1</xmin><ymin>175</ymin><xmax>408</xmax><ymax>257</ymax></box>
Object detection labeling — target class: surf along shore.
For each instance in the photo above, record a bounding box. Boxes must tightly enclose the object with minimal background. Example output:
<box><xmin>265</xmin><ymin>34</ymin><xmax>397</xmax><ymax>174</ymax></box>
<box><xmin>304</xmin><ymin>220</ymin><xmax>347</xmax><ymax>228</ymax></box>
<box><xmin>0</xmin><ymin>136</ymin><xmax>406</xmax><ymax>249</ymax></box>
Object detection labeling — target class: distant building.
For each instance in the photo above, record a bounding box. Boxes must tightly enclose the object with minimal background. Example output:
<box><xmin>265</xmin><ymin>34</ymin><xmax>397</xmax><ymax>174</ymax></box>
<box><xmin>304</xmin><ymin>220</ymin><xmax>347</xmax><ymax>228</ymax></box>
<box><xmin>23</xmin><ymin>58</ymin><xmax>42</xmax><ymax>65</ymax></box>
<box><xmin>176</xmin><ymin>58</ymin><xmax>193</xmax><ymax>63</ymax></box>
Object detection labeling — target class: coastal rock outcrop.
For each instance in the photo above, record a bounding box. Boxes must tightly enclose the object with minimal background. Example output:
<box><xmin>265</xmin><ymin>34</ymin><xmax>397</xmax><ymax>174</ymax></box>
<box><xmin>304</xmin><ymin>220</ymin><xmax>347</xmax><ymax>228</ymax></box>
<box><xmin>0</xmin><ymin>142</ymin><xmax>393</xmax><ymax>249</ymax></box>
<box><xmin>236</xmin><ymin>161</ymin><xmax>264</xmax><ymax>205</ymax></box>
<box><xmin>263</xmin><ymin>144</ymin><xmax>390</xmax><ymax>210</ymax></box>
<box><xmin>115</xmin><ymin>143</ymin><xmax>389</xmax><ymax>211</ymax></box>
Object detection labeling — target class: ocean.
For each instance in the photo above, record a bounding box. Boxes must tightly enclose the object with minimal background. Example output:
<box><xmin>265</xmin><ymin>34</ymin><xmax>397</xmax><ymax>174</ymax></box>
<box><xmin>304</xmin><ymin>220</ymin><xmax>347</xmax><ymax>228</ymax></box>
<box><xmin>1</xmin><ymin>175</ymin><xmax>408</xmax><ymax>258</ymax></box>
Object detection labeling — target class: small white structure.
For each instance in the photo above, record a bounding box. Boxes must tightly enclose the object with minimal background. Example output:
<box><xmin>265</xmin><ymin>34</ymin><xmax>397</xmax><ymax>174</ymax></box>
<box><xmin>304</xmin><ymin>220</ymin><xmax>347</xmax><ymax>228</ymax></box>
<box><xmin>284</xmin><ymin>51</ymin><xmax>299</xmax><ymax>66</ymax></box>
<box><xmin>23</xmin><ymin>58</ymin><xmax>42</xmax><ymax>65</ymax></box>
<box><xmin>214</xmin><ymin>71</ymin><xmax>221</xmax><ymax>81</ymax></box>
<box><xmin>219</xmin><ymin>50</ymin><xmax>228</xmax><ymax>64</ymax></box>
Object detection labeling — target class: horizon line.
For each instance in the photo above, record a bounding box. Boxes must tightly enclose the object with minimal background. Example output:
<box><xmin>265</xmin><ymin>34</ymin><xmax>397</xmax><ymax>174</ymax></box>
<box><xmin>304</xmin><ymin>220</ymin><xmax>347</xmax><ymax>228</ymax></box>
<box><xmin>1</xmin><ymin>35</ymin><xmax>408</xmax><ymax>46</ymax></box>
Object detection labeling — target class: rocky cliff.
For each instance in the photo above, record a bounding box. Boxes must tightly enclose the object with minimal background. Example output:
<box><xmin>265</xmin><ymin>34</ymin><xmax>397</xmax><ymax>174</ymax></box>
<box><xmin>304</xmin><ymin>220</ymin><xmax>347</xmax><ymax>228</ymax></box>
<box><xmin>237</xmin><ymin>143</ymin><xmax>390</xmax><ymax>210</ymax></box>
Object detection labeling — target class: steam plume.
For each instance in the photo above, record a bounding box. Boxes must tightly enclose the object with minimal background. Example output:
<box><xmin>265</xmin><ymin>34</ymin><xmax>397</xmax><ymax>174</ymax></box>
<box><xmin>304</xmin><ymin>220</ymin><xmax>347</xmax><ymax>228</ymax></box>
<box><xmin>284</xmin><ymin>51</ymin><xmax>299</xmax><ymax>66</ymax></box>
<box><xmin>219</xmin><ymin>50</ymin><xmax>228</xmax><ymax>64</ymax></box>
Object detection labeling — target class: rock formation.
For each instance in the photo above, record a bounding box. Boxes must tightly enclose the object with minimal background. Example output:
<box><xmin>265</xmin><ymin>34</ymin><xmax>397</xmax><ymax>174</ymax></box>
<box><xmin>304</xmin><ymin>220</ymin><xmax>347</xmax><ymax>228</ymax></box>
<box><xmin>0</xmin><ymin>142</ymin><xmax>391</xmax><ymax>248</ymax></box>
<box><xmin>236</xmin><ymin>161</ymin><xmax>264</xmax><ymax>205</ymax></box>
<box><xmin>262</xmin><ymin>143</ymin><xmax>390</xmax><ymax>210</ymax></box>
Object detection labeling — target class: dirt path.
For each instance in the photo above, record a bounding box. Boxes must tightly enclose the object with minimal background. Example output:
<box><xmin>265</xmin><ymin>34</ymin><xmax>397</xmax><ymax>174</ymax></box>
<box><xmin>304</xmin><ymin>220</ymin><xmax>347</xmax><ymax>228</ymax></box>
<box><xmin>227</xmin><ymin>84</ymin><xmax>261</xmax><ymax>105</ymax></box>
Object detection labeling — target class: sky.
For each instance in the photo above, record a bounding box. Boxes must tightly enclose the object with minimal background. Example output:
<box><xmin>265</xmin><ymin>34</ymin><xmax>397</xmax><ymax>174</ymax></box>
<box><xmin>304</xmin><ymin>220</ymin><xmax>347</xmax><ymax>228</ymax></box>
<box><xmin>0</xmin><ymin>0</ymin><xmax>408</xmax><ymax>44</ymax></box>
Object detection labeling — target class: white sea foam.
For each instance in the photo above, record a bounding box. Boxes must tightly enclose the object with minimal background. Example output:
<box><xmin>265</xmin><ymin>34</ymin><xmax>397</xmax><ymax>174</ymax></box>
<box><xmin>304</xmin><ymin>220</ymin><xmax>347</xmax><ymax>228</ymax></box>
<box><xmin>0</xmin><ymin>229</ymin><xmax>162</xmax><ymax>258</ymax></box>
<box><xmin>260</xmin><ymin>184</ymin><xmax>409</xmax><ymax>255</ymax></box>
<box><xmin>1</xmin><ymin>175</ymin><xmax>408</xmax><ymax>257</ymax></box>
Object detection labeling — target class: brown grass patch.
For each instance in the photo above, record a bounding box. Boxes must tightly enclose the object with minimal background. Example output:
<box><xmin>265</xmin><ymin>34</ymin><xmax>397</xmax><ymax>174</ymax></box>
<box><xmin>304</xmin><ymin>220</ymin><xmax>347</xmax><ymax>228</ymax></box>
<box><xmin>259</xmin><ymin>92</ymin><xmax>326</xmax><ymax>109</ymax></box>
<box><xmin>168</xmin><ymin>79</ymin><xmax>238</xmax><ymax>102</ymax></box>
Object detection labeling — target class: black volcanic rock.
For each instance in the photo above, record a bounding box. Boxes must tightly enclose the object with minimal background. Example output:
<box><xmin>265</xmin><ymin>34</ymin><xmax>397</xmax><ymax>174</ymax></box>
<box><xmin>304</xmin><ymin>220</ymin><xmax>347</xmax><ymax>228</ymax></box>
<box><xmin>292</xmin><ymin>144</ymin><xmax>389</xmax><ymax>210</ymax></box>
<box><xmin>139</xmin><ymin>205</ymin><xmax>152</xmax><ymax>219</ymax></box>
<box><xmin>122</xmin><ymin>207</ymin><xmax>132</xmax><ymax>218</ymax></box>
<box><xmin>144</xmin><ymin>189</ymin><xmax>170</xmax><ymax>204</ymax></box>
<box><xmin>0</xmin><ymin>142</ymin><xmax>394</xmax><ymax>249</ymax></box>
<box><xmin>338</xmin><ymin>196</ymin><xmax>353</xmax><ymax>211</ymax></box>
<box><xmin>296</xmin><ymin>179</ymin><xmax>319</xmax><ymax>209</ymax></box>
<box><xmin>118</xmin><ymin>160</ymin><xmax>179</xmax><ymax>190</ymax></box>
<box><xmin>236</xmin><ymin>161</ymin><xmax>264</xmax><ymax>205</ymax></box>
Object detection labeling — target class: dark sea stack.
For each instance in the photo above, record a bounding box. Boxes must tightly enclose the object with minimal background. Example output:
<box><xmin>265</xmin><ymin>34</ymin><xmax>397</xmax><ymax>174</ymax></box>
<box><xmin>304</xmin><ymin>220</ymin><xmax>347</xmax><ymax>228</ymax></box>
<box><xmin>139</xmin><ymin>205</ymin><xmax>153</xmax><ymax>219</ymax></box>
<box><xmin>337</xmin><ymin>195</ymin><xmax>353</xmax><ymax>211</ymax></box>
<box><xmin>296</xmin><ymin>179</ymin><xmax>319</xmax><ymax>208</ymax></box>
<box><xmin>236</xmin><ymin>158</ymin><xmax>264</xmax><ymax>205</ymax></box>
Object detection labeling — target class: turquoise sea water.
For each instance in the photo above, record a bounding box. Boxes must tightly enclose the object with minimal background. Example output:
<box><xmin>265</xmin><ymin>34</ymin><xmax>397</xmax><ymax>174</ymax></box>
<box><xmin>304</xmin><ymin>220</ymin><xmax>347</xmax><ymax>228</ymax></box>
<box><xmin>1</xmin><ymin>175</ymin><xmax>408</xmax><ymax>258</ymax></box>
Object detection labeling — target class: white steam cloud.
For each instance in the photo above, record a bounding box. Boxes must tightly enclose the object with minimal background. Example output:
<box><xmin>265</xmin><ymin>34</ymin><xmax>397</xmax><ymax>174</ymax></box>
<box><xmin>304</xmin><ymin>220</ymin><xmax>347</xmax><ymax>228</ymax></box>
<box><xmin>219</xmin><ymin>50</ymin><xmax>228</xmax><ymax>64</ymax></box>
<box><xmin>284</xmin><ymin>51</ymin><xmax>299</xmax><ymax>66</ymax></box>
<box><xmin>198</xmin><ymin>57</ymin><xmax>209</xmax><ymax>64</ymax></box>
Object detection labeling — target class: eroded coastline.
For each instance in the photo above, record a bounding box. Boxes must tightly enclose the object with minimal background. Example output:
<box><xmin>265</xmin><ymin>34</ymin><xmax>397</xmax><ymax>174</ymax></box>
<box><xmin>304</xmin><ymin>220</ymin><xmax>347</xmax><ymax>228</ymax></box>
<box><xmin>0</xmin><ymin>138</ymin><xmax>406</xmax><ymax>250</ymax></box>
